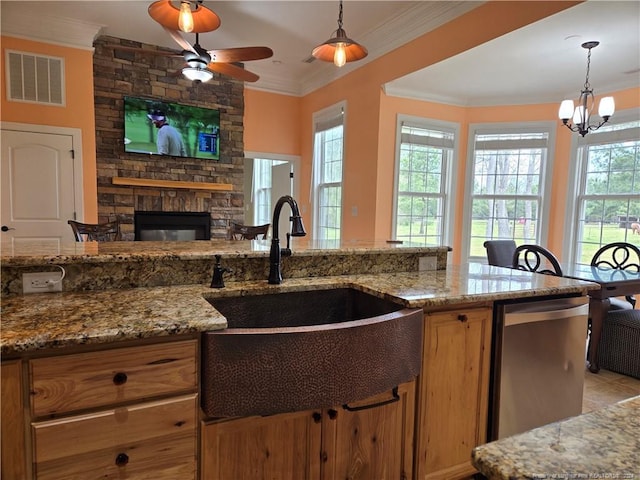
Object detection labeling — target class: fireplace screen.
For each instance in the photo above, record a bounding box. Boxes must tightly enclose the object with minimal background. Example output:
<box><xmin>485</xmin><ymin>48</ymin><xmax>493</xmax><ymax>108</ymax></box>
<box><xmin>134</xmin><ymin>211</ymin><xmax>211</xmax><ymax>241</ymax></box>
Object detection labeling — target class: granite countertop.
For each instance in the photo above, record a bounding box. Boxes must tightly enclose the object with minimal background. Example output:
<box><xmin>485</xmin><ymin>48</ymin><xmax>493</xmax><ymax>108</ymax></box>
<box><xmin>472</xmin><ymin>396</ymin><xmax>640</xmax><ymax>479</ymax></box>
<box><xmin>0</xmin><ymin>263</ymin><xmax>597</xmax><ymax>356</ymax></box>
<box><xmin>0</xmin><ymin>239</ymin><xmax>447</xmax><ymax>266</ymax></box>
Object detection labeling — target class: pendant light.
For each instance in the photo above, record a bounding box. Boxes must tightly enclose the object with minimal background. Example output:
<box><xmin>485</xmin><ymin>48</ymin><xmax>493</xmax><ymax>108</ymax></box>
<box><xmin>312</xmin><ymin>0</ymin><xmax>367</xmax><ymax>67</ymax></box>
<box><xmin>148</xmin><ymin>0</ymin><xmax>221</xmax><ymax>34</ymax></box>
<box><xmin>558</xmin><ymin>41</ymin><xmax>615</xmax><ymax>137</ymax></box>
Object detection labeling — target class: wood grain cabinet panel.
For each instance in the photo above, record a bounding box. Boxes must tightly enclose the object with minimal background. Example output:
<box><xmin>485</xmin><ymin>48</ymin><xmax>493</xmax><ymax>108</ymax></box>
<box><xmin>415</xmin><ymin>307</ymin><xmax>492</xmax><ymax>480</ymax></box>
<box><xmin>29</xmin><ymin>340</ymin><xmax>197</xmax><ymax>416</ymax></box>
<box><xmin>1</xmin><ymin>360</ymin><xmax>28</xmax><ymax>480</ymax></box>
<box><xmin>201</xmin><ymin>381</ymin><xmax>416</xmax><ymax>480</ymax></box>
<box><xmin>201</xmin><ymin>410</ymin><xmax>322</xmax><ymax>480</ymax></box>
<box><xmin>322</xmin><ymin>381</ymin><xmax>415</xmax><ymax>480</ymax></box>
<box><xmin>32</xmin><ymin>394</ymin><xmax>197</xmax><ymax>480</ymax></box>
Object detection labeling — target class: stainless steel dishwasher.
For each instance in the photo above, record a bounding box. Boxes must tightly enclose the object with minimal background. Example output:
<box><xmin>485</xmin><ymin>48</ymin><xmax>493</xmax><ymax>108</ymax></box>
<box><xmin>489</xmin><ymin>296</ymin><xmax>590</xmax><ymax>440</ymax></box>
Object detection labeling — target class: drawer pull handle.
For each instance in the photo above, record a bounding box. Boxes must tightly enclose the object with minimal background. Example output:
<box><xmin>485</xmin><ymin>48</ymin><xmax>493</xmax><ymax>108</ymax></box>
<box><xmin>115</xmin><ymin>453</ymin><xmax>129</xmax><ymax>467</ymax></box>
<box><xmin>113</xmin><ymin>372</ymin><xmax>128</xmax><ymax>385</ymax></box>
<box><xmin>458</xmin><ymin>314</ymin><xmax>468</xmax><ymax>322</ymax></box>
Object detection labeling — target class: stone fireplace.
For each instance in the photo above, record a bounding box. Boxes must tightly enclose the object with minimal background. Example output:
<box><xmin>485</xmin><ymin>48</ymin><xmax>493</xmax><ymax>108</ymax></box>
<box><xmin>92</xmin><ymin>35</ymin><xmax>246</xmax><ymax>240</ymax></box>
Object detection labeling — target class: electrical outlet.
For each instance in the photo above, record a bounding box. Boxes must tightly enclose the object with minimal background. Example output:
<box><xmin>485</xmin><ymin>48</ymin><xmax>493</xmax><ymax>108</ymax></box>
<box><xmin>22</xmin><ymin>272</ymin><xmax>63</xmax><ymax>294</ymax></box>
<box><xmin>419</xmin><ymin>256</ymin><xmax>438</xmax><ymax>271</ymax></box>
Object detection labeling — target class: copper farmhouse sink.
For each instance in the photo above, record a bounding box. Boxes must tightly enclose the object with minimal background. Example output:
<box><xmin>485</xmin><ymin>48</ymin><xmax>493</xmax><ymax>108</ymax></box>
<box><xmin>201</xmin><ymin>287</ymin><xmax>423</xmax><ymax>417</ymax></box>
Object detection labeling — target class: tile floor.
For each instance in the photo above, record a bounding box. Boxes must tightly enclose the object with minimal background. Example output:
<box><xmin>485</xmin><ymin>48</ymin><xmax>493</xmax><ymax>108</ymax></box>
<box><xmin>582</xmin><ymin>367</ymin><xmax>640</xmax><ymax>413</ymax></box>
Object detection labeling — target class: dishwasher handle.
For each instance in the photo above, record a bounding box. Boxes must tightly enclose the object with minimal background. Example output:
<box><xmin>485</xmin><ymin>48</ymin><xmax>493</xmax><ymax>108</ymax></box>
<box><xmin>504</xmin><ymin>303</ymin><xmax>589</xmax><ymax>327</ymax></box>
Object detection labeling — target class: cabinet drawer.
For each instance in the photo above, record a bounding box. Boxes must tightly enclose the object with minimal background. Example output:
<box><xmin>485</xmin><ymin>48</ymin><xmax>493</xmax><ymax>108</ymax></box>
<box><xmin>32</xmin><ymin>394</ymin><xmax>197</xmax><ymax>480</ymax></box>
<box><xmin>30</xmin><ymin>340</ymin><xmax>197</xmax><ymax>416</ymax></box>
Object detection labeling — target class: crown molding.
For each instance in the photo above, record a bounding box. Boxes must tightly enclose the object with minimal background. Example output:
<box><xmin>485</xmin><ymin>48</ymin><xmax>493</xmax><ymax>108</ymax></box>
<box><xmin>1</xmin><ymin>10</ymin><xmax>103</xmax><ymax>50</ymax></box>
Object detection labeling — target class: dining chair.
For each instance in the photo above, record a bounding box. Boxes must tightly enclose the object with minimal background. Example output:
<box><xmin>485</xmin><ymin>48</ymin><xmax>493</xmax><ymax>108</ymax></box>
<box><xmin>512</xmin><ymin>244</ymin><xmax>563</xmax><ymax>276</ymax></box>
<box><xmin>590</xmin><ymin>242</ymin><xmax>640</xmax><ymax>309</ymax></box>
<box><xmin>483</xmin><ymin>240</ymin><xmax>517</xmax><ymax>267</ymax></box>
<box><xmin>68</xmin><ymin>220</ymin><xmax>122</xmax><ymax>242</ymax></box>
<box><xmin>229</xmin><ymin>222</ymin><xmax>270</xmax><ymax>240</ymax></box>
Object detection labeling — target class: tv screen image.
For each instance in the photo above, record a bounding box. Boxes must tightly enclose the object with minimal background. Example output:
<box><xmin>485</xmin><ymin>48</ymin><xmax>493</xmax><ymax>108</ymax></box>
<box><xmin>123</xmin><ymin>96</ymin><xmax>220</xmax><ymax>160</ymax></box>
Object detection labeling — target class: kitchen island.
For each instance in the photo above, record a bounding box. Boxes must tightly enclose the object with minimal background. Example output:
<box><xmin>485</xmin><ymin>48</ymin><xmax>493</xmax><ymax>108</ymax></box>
<box><xmin>472</xmin><ymin>395</ymin><xmax>640</xmax><ymax>479</ymax></box>
<box><xmin>1</xmin><ymin>240</ymin><xmax>599</xmax><ymax>480</ymax></box>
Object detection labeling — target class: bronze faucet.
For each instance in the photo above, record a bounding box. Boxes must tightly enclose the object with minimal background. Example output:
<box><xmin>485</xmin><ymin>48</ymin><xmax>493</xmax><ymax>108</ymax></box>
<box><xmin>268</xmin><ymin>196</ymin><xmax>306</xmax><ymax>284</ymax></box>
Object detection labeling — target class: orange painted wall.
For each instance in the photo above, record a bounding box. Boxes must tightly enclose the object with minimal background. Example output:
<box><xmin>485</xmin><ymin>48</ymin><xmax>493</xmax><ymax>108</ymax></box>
<box><xmin>244</xmin><ymin>88</ymin><xmax>301</xmax><ymax>156</ymax></box>
<box><xmin>1</xmin><ymin>36</ymin><xmax>98</xmax><ymax>221</ymax></box>
<box><xmin>279</xmin><ymin>0</ymin><xmax>582</xmax><ymax>242</ymax></box>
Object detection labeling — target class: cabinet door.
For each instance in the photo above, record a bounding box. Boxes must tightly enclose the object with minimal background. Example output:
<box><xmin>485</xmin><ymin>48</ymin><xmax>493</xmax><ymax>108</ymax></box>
<box><xmin>1</xmin><ymin>360</ymin><xmax>28</xmax><ymax>480</ymax></box>
<box><xmin>201</xmin><ymin>410</ymin><xmax>322</xmax><ymax>480</ymax></box>
<box><xmin>322</xmin><ymin>381</ymin><xmax>416</xmax><ymax>480</ymax></box>
<box><xmin>416</xmin><ymin>308</ymin><xmax>492</xmax><ymax>480</ymax></box>
<box><xmin>32</xmin><ymin>394</ymin><xmax>197</xmax><ymax>480</ymax></box>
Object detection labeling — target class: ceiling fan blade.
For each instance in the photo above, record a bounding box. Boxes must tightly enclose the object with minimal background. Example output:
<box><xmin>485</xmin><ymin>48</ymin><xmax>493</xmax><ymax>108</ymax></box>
<box><xmin>207</xmin><ymin>62</ymin><xmax>259</xmax><ymax>82</ymax></box>
<box><xmin>163</xmin><ymin>26</ymin><xmax>196</xmax><ymax>53</ymax></box>
<box><xmin>206</xmin><ymin>46</ymin><xmax>274</xmax><ymax>63</ymax></box>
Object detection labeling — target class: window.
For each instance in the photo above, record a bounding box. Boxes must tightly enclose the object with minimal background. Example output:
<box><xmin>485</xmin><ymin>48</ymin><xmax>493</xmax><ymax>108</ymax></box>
<box><xmin>252</xmin><ymin>159</ymin><xmax>274</xmax><ymax>225</ymax></box>
<box><xmin>312</xmin><ymin>103</ymin><xmax>344</xmax><ymax>243</ymax></box>
<box><xmin>463</xmin><ymin>123</ymin><xmax>555</xmax><ymax>261</ymax></box>
<box><xmin>566</xmin><ymin>112</ymin><xmax>640</xmax><ymax>264</ymax></box>
<box><xmin>393</xmin><ymin>117</ymin><xmax>457</xmax><ymax>246</ymax></box>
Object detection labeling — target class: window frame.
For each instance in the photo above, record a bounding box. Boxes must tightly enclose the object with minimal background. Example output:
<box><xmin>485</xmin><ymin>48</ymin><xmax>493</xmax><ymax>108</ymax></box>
<box><xmin>562</xmin><ymin>107</ymin><xmax>640</xmax><ymax>265</ymax></box>
<box><xmin>391</xmin><ymin>114</ymin><xmax>459</xmax><ymax>248</ymax></box>
<box><xmin>461</xmin><ymin>121</ymin><xmax>557</xmax><ymax>264</ymax></box>
<box><xmin>311</xmin><ymin>101</ymin><xmax>346</xmax><ymax>243</ymax></box>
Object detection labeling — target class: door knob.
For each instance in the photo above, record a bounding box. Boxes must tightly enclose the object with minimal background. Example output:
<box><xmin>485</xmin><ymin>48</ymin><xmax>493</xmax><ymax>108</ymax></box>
<box><xmin>1</xmin><ymin>226</ymin><xmax>15</xmax><ymax>232</ymax></box>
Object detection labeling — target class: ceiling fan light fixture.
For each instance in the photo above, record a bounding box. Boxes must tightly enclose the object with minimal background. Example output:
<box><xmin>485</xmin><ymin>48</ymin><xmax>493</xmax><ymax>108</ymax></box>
<box><xmin>558</xmin><ymin>41</ymin><xmax>615</xmax><ymax>137</ymax></box>
<box><xmin>182</xmin><ymin>66</ymin><xmax>214</xmax><ymax>82</ymax></box>
<box><xmin>312</xmin><ymin>1</ymin><xmax>368</xmax><ymax>67</ymax></box>
<box><xmin>148</xmin><ymin>0</ymin><xmax>221</xmax><ymax>33</ymax></box>
<box><xmin>178</xmin><ymin>1</ymin><xmax>194</xmax><ymax>33</ymax></box>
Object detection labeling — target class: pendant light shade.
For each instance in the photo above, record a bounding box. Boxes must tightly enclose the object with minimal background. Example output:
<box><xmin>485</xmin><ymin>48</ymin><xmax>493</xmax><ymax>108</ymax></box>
<box><xmin>148</xmin><ymin>0</ymin><xmax>221</xmax><ymax>34</ymax></box>
<box><xmin>312</xmin><ymin>0</ymin><xmax>367</xmax><ymax>67</ymax></box>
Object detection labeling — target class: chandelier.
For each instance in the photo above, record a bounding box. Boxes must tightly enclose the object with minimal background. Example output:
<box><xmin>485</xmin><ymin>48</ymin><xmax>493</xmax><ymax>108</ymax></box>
<box><xmin>558</xmin><ymin>41</ymin><xmax>615</xmax><ymax>137</ymax></box>
<box><xmin>312</xmin><ymin>0</ymin><xmax>368</xmax><ymax>67</ymax></box>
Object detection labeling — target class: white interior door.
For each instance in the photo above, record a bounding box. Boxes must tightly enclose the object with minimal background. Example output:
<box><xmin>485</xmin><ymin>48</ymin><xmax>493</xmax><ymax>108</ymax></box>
<box><xmin>1</xmin><ymin>129</ymin><xmax>77</xmax><ymax>246</ymax></box>
<box><xmin>271</xmin><ymin>162</ymin><xmax>293</xmax><ymax>240</ymax></box>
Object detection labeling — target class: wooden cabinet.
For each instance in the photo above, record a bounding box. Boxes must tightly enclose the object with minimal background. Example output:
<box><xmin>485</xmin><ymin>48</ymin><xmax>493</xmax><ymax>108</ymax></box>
<box><xmin>323</xmin><ymin>381</ymin><xmax>415</xmax><ymax>480</ymax></box>
<box><xmin>7</xmin><ymin>339</ymin><xmax>199</xmax><ymax>480</ymax></box>
<box><xmin>32</xmin><ymin>394</ymin><xmax>197</xmax><ymax>480</ymax></box>
<box><xmin>201</xmin><ymin>381</ymin><xmax>416</xmax><ymax>480</ymax></box>
<box><xmin>415</xmin><ymin>307</ymin><xmax>492</xmax><ymax>480</ymax></box>
<box><xmin>1</xmin><ymin>359</ymin><xmax>28</xmax><ymax>480</ymax></box>
<box><xmin>29</xmin><ymin>340</ymin><xmax>197</xmax><ymax>416</ymax></box>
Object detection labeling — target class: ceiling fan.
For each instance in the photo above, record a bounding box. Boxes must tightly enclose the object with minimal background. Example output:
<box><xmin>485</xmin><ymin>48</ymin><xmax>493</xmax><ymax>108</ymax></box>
<box><xmin>115</xmin><ymin>0</ymin><xmax>273</xmax><ymax>83</ymax></box>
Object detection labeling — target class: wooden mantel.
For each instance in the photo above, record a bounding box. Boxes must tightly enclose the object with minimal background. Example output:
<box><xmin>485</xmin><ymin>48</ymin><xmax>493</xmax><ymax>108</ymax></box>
<box><xmin>112</xmin><ymin>177</ymin><xmax>233</xmax><ymax>191</ymax></box>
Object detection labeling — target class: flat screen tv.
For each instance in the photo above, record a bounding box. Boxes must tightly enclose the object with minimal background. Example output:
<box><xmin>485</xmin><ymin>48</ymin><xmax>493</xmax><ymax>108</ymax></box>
<box><xmin>123</xmin><ymin>96</ymin><xmax>220</xmax><ymax>160</ymax></box>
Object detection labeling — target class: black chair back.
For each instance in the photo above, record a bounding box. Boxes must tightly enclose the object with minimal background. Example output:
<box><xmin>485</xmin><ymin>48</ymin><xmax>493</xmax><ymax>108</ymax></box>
<box><xmin>483</xmin><ymin>240</ymin><xmax>517</xmax><ymax>267</ymax></box>
<box><xmin>591</xmin><ymin>242</ymin><xmax>640</xmax><ymax>308</ymax></box>
<box><xmin>68</xmin><ymin>220</ymin><xmax>121</xmax><ymax>242</ymax></box>
<box><xmin>512</xmin><ymin>244</ymin><xmax>563</xmax><ymax>276</ymax></box>
<box><xmin>229</xmin><ymin>223</ymin><xmax>270</xmax><ymax>240</ymax></box>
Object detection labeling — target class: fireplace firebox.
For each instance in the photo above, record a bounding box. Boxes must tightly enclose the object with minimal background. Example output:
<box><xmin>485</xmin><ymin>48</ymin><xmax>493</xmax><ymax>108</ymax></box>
<box><xmin>134</xmin><ymin>211</ymin><xmax>211</xmax><ymax>241</ymax></box>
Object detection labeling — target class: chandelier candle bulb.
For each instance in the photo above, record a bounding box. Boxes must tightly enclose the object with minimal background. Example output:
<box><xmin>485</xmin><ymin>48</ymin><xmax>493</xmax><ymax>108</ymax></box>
<box><xmin>598</xmin><ymin>96</ymin><xmax>615</xmax><ymax>118</ymax></box>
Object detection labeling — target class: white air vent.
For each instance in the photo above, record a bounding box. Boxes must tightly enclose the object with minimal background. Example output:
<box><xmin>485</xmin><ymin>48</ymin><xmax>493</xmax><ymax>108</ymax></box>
<box><xmin>5</xmin><ymin>50</ymin><xmax>65</xmax><ymax>106</ymax></box>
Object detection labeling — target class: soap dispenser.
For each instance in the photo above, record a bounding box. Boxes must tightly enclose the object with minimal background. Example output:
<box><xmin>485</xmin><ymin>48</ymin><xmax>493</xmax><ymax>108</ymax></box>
<box><xmin>210</xmin><ymin>255</ymin><xmax>231</xmax><ymax>288</ymax></box>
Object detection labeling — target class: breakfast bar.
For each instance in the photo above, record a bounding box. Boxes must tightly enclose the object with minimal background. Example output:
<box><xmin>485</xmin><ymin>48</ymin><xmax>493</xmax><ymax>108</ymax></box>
<box><xmin>1</xmin><ymin>240</ymin><xmax>600</xmax><ymax>480</ymax></box>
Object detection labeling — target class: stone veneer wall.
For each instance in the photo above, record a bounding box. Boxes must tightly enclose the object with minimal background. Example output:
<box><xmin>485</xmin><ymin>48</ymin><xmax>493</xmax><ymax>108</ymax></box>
<box><xmin>92</xmin><ymin>35</ymin><xmax>245</xmax><ymax>240</ymax></box>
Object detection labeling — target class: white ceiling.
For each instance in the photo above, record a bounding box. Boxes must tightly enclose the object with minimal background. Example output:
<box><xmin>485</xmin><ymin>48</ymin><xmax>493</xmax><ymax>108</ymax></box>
<box><xmin>1</xmin><ymin>0</ymin><xmax>639</xmax><ymax>105</ymax></box>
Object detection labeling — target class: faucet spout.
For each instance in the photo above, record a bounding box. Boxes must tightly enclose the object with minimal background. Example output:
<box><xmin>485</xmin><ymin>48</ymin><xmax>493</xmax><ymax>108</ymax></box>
<box><xmin>268</xmin><ymin>195</ymin><xmax>306</xmax><ymax>284</ymax></box>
